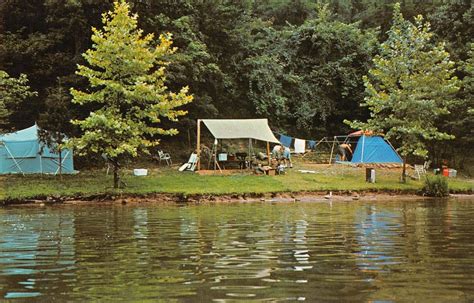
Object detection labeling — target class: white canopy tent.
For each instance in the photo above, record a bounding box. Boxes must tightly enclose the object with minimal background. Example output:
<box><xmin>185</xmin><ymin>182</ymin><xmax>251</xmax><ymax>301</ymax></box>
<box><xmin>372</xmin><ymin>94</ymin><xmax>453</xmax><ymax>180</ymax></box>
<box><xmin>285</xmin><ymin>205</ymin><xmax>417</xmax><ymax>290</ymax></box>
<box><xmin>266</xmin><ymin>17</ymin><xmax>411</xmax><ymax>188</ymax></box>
<box><xmin>200</xmin><ymin>119</ymin><xmax>279</xmax><ymax>143</ymax></box>
<box><xmin>196</xmin><ymin>119</ymin><xmax>278</xmax><ymax>170</ymax></box>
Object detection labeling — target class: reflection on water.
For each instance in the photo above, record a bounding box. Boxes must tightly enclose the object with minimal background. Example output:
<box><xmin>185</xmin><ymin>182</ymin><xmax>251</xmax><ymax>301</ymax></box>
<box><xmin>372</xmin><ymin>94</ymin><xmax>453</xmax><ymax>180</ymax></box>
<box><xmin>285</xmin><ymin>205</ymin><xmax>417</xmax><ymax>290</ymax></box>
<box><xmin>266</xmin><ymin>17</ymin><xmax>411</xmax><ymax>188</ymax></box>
<box><xmin>1</xmin><ymin>199</ymin><xmax>473</xmax><ymax>301</ymax></box>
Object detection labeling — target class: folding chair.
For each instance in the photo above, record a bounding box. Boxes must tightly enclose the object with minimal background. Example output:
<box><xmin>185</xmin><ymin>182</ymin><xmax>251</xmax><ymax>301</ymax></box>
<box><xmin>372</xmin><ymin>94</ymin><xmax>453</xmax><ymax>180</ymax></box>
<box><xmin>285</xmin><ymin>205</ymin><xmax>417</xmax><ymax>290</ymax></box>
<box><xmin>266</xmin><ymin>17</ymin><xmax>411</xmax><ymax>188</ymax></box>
<box><xmin>157</xmin><ymin>150</ymin><xmax>172</xmax><ymax>166</ymax></box>
<box><xmin>414</xmin><ymin>164</ymin><xmax>425</xmax><ymax>180</ymax></box>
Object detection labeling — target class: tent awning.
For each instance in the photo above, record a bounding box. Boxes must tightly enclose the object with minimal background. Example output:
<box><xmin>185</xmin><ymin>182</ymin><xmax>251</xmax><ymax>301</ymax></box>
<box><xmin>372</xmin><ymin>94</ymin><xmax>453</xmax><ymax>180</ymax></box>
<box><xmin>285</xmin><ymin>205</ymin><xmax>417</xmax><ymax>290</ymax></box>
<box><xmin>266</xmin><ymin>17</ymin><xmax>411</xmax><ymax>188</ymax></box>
<box><xmin>201</xmin><ymin>119</ymin><xmax>279</xmax><ymax>143</ymax></box>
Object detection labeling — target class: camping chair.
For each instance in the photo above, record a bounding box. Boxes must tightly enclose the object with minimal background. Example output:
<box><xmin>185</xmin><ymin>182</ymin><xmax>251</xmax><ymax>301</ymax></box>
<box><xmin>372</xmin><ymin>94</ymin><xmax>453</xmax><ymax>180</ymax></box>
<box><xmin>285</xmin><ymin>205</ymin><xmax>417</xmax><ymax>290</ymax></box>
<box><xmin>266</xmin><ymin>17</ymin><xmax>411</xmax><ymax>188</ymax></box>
<box><xmin>414</xmin><ymin>160</ymin><xmax>431</xmax><ymax>180</ymax></box>
<box><xmin>157</xmin><ymin>150</ymin><xmax>172</xmax><ymax>166</ymax></box>
<box><xmin>424</xmin><ymin>160</ymin><xmax>432</xmax><ymax>171</ymax></box>
<box><xmin>178</xmin><ymin>153</ymin><xmax>199</xmax><ymax>172</ymax></box>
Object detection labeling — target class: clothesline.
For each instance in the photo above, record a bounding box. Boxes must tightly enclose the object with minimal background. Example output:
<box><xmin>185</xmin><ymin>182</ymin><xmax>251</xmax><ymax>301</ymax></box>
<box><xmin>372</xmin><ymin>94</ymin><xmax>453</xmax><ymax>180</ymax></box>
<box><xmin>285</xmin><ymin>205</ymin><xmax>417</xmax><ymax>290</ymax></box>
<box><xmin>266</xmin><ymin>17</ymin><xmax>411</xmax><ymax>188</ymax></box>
<box><xmin>274</xmin><ymin>132</ymin><xmax>317</xmax><ymax>154</ymax></box>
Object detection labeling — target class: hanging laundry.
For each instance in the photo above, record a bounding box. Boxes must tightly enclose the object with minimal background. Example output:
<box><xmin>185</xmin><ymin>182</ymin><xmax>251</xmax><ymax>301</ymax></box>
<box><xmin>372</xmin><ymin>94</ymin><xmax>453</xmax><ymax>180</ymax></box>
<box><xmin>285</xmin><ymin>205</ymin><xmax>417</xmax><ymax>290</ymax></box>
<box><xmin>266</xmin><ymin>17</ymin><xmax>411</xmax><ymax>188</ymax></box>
<box><xmin>308</xmin><ymin>140</ymin><xmax>316</xmax><ymax>150</ymax></box>
<box><xmin>294</xmin><ymin>138</ymin><xmax>306</xmax><ymax>153</ymax></box>
<box><xmin>279</xmin><ymin>134</ymin><xmax>293</xmax><ymax>148</ymax></box>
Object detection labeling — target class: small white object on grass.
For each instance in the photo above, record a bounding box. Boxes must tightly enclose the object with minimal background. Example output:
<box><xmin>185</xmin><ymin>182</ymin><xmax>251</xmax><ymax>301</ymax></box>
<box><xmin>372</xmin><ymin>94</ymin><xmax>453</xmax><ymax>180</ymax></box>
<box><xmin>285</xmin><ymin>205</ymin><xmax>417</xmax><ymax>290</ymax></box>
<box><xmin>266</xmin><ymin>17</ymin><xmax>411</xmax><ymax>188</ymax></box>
<box><xmin>298</xmin><ymin>170</ymin><xmax>317</xmax><ymax>174</ymax></box>
<box><xmin>133</xmin><ymin>169</ymin><xmax>148</xmax><ymax>176</ymax></box>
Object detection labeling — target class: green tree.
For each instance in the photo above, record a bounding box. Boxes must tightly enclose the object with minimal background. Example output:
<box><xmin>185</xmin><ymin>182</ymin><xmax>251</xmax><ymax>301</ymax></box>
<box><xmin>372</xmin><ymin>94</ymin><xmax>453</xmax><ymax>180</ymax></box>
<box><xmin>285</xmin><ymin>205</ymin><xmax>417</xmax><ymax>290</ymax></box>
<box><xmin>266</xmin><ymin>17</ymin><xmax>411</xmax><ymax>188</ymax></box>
<box><xmin>465</xmin><ymin>44</ymin><xmax>474</xmax><ymax>112</ymax></box>
<box><xmin>0</xmin><ymin>71</ymin><xmax>37</xmax><ymax>132</ymax></box>
<box><xmin>346</xmin><ymin>3</ymin><xmax>459</xmax><ymax>182</ymax></box>
<box><xmin>234</xmin><ymin>3</ymin><xmax>377</xmax><ymax>136</ymax></box>
<box><xmin>70</xmin><ymin>1</ymin><xmax>193</xmax><ymax>188</ymax></box>
<box><xmin>0</xmin><ymin>0</ymin><xmax>112</xmax><ymax>130</ymax></box>
<box><xmin>427</xmin><ymin>1</ymin><xmax>473</xmax><ymax>170</ymax></box>
<box><xmin>282</xmin><ymin>5</ymin><xmax>378</xmax><ymax>136</ymax></box>
<box><xmin>429</xmin><ymin>0</ymin><xmax>473</xmax><ymax>63</ymax></box>
<box><xmin>38</xmin><ymin>77</ymin><xmax>77</xmax><ymax>177</ymax></box>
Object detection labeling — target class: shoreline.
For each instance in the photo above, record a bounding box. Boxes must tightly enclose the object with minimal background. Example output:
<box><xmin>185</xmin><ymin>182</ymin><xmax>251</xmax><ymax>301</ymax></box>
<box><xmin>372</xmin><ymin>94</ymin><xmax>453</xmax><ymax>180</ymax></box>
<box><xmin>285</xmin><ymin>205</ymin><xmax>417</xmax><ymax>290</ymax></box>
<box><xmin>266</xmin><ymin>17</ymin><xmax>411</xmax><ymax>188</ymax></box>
<box><xmin>2</xmin><ymin>189</ymin><xmax>473</xmax><ymax>207</ymax></box>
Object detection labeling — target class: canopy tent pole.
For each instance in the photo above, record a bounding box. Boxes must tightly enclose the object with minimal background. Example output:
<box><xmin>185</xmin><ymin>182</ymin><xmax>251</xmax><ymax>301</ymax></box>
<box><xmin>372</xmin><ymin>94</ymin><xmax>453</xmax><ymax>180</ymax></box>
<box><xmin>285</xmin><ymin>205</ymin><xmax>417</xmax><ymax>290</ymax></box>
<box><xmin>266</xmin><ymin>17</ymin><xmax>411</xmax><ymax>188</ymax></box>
<box><xmin>213</xmin><ymin>139</ymin><xmax>217</xmax><ymax>171</ymax></box>
<box><xmin>196</xmin><ymin>119</ymin><xmax>201</xmax><ymax>171</ymax></box>
<box><xmin>266</xmin><ymin>142</ymin><xmax>271</xmax><ymax>166</ymax></box>
<box><xmin>211</xmin><ymin>138</ymin><xmax>222</xmax><ymax>172</ymax></box>
<box><xmin>2</xmin><ymin>142</ymin><xmax>25</xmax><ymax>176</ymax></box>
<box><xmin>248</xmin><ymin>139</ymin><xmax>251</xmax><ymax>170</ymax></box>
<box><xmin>386</xmin><ymin>138</ymin><xmax>402</xmax><ymax>159</ymax></box>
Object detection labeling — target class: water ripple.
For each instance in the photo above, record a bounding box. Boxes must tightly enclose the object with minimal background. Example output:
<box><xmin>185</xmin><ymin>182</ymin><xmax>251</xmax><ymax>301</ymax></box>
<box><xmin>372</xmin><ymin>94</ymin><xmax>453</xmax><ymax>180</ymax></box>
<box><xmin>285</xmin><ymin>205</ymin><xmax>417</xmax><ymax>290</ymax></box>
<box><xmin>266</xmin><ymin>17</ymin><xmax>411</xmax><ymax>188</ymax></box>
<box><xmin>0</xmin><ymin>199</ymin><xmax>473</xmax><ymax>301</ymax></box>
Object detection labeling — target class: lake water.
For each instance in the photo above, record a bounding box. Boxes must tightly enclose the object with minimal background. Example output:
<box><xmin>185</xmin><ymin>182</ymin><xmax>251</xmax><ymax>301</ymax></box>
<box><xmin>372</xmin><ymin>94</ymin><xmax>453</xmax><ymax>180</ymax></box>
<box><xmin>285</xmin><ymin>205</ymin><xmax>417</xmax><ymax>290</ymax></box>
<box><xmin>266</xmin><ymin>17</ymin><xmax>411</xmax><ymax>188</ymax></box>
<box><xmin>1</xmin><ymin>199</ymin><xmax>473</xmax><ymax>302</ymax></box>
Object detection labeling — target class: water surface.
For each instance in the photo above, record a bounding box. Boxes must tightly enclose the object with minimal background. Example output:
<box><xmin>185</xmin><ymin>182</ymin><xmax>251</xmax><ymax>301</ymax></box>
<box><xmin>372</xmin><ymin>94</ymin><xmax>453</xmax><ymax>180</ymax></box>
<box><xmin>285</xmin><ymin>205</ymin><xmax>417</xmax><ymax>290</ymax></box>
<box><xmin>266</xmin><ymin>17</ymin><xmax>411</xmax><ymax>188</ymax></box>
<box><xmin>1</xmin><ymin>199</ymin><xmax>473</xmax><ymax>301</ymax></box>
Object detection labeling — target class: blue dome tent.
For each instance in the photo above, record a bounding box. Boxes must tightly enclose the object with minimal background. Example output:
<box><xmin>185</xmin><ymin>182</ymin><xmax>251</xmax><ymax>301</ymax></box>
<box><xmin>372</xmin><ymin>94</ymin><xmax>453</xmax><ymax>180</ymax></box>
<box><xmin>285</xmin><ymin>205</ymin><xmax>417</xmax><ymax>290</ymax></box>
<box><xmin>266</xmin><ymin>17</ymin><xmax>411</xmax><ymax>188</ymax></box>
<box><xmin>0</xmin><ymin>124</ymin><xmax>75</xmax><ymax>174</ymax></box>
<box><xmin>350</xmin><ymin>134</ymin><xmax>402</xmax><ymax>164</ymax></box>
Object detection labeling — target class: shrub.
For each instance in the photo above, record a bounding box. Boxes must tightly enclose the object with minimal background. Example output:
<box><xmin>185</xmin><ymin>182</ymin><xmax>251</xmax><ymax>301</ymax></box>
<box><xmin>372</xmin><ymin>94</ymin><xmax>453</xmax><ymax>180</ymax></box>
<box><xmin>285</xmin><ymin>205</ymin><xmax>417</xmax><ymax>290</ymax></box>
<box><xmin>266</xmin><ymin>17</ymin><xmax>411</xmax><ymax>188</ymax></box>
<box><xmin>422</xmin><ymin>175</ymin><xmax>449</xmax><ymax>197</ymax></box>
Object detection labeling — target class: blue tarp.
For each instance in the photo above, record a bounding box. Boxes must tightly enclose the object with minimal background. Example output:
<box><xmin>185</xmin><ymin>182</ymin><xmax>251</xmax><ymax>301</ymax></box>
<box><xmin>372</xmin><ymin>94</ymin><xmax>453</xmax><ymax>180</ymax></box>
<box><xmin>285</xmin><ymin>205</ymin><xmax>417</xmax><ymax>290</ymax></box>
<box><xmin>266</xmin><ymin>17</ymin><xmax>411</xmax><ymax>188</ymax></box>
<box><xmin>351</xmin><ymin>135</ymin><xmax>402</xmax><ymax>164</ymax></box>
<box><xmin>0</xmin><ymin>124</ymin><xmax>75</xmax><ymax>174</ymax></box>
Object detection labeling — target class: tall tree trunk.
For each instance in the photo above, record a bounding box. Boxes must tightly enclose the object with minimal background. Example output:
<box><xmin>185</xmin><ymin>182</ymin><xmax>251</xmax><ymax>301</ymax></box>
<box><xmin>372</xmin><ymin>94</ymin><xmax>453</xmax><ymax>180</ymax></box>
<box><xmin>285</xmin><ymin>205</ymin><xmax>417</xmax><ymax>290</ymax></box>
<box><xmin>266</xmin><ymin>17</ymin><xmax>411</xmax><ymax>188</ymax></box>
<box><xmin>113</xmin><ymin>163</ymin><xmax>120</xmax><ymax>189</ymax></box>
<box><xmin>402</xmin><ymin>156</ymin><xmax>407</xmax><ymax>183</ymax></box>
<box><xmin>187</xmin><ymin>128</ymin><xmax>191</xmax><ymax>148</ymax></box>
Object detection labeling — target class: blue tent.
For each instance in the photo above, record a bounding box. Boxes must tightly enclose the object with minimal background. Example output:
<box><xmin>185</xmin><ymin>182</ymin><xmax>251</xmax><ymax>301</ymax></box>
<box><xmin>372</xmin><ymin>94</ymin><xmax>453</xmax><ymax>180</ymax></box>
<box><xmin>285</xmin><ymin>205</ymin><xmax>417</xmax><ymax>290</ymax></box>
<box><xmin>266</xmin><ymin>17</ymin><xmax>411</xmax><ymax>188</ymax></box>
<box><xmin>351</xmin><ymin>135</ymin><xmax>402</xmax><ymax>164</ymax></box>
<box><xmin>0</xmin><ymin>124</ymin><xmax>75</xmax><ymax>174</ymax></box>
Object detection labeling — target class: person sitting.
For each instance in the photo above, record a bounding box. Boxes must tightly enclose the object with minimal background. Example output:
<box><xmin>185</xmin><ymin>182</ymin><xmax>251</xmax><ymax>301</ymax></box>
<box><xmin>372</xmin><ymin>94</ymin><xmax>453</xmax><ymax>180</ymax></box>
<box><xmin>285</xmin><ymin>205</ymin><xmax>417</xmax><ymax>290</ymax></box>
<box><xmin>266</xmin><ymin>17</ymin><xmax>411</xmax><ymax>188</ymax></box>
<box><xmin>338</xmin><ymin>143</ymin><xmax>352</xmax><ymax>161</ymax></box>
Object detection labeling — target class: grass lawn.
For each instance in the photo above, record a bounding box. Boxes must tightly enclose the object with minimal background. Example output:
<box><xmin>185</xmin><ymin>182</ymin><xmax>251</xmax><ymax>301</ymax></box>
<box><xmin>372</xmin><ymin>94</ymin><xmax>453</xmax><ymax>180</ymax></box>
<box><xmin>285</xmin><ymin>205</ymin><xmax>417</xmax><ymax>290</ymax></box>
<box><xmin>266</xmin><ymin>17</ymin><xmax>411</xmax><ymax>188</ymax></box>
<box><xmin>2</xmin><ymin>162</ymin><xmax>473</xmax><ymax>202</ymax></box>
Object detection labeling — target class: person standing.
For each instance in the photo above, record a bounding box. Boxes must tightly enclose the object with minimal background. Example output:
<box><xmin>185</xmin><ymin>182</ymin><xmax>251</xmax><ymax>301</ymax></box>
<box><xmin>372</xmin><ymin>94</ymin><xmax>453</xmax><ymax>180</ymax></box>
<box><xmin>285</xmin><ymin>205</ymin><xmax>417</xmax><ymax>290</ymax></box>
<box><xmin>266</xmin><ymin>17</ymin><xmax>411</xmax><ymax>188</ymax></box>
<box><xmin>282</xmin><ymin>146</ymin><xmax>292</xmax><ymax>168</ymax></box>
<box><xmin>338</xmin><ymin>143</ymin><xmax>352</xmax><ymax>161</ymax></box>
<box><xmin>272</xmin><ymin>144</ymin><xmax>283</xmax><ymax>158</ymax></box>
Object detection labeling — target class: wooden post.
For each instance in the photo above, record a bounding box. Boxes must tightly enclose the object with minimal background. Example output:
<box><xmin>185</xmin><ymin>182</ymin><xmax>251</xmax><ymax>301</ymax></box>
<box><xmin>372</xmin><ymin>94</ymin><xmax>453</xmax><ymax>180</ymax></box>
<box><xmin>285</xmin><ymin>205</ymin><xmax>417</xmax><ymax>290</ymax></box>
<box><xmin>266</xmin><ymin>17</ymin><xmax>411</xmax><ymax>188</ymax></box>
<box><xmin>248</xmin><ymin>138</ymin><xmax>251</xmax><ymax>170</ymax></box>
<box><xmin>214</xmin><ymin>139</ymin><xmax>217</xmax><ymax>171</ymax></box>
<box><xmin>329</xmin><ymin>136</ymin><xmax>336</xmax><ymax>165</ymax></box>
<box><xmin>197</xmin><ymin>119</ymin><xmax>201</xmax><ymax>171</ymax></box>
<box><xmin>266</xmin><ymin>142</ymin><xmax>271</xmax><ymax>166</ymax></box>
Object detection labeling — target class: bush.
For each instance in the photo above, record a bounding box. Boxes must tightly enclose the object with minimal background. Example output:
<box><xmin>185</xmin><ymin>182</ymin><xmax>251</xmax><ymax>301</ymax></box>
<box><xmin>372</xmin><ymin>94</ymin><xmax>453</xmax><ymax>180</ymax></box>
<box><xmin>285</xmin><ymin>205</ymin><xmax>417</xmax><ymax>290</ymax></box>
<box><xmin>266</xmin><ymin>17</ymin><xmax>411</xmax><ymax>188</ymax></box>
<box><xmin>422</xmin><ymin>175</ymin><xmax>449</xmax><ymax>197</ymax></box>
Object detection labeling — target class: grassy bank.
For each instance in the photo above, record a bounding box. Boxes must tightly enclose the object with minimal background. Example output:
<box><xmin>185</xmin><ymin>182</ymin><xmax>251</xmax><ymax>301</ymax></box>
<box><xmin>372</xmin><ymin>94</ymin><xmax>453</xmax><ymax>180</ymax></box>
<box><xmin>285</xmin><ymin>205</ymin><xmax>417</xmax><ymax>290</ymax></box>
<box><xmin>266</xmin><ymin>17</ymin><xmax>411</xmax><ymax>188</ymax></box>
<box><xmin>2</xmin><ymin>164</ymin><xmax>473</xmax><ymax>203</ymax></box>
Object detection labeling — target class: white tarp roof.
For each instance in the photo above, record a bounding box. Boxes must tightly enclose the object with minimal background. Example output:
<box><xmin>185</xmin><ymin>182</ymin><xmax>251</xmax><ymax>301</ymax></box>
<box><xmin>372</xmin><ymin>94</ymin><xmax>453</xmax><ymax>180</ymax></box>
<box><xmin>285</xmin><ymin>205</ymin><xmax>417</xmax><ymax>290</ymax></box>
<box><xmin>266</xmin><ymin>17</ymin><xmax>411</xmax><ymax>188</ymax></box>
<box><xmin>201</xmin><ymin>119</ymin><xmax>279</xmax><ymax>143</ymax></box>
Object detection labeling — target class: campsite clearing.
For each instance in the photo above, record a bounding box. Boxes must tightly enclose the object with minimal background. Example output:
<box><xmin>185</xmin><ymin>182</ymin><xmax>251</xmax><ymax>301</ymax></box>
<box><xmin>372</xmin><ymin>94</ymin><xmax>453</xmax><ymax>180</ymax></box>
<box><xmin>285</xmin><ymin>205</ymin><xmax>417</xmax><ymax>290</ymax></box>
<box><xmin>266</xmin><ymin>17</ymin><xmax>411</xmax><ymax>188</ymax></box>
<box><xmin>2</xmin><ymin>164</ymin><xmax>473</xmax><ymax>203</ymax></box>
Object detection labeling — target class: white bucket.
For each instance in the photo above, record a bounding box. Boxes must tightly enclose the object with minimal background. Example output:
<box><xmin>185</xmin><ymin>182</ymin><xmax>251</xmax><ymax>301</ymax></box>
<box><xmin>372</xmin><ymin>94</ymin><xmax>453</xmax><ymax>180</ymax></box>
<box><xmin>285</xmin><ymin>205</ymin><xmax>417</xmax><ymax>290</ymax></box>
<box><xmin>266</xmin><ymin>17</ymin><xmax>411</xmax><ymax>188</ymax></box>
<box><xmin>133</xmin><ymin>169</ymin><xmax>148</xmax><ymax>176</ymax></box>
<box><xmin>448</xmin><ymin>169</ymin><xmax>457</xmax><ymax>177</ymax></box>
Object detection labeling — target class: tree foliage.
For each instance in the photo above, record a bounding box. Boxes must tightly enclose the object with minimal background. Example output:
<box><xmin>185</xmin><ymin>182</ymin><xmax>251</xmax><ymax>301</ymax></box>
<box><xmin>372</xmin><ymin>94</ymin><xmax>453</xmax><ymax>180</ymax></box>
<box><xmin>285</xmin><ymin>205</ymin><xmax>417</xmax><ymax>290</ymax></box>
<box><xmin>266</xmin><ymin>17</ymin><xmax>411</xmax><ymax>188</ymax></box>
<box><xmin>0</xmin><ymin>0</ymin><xmax>472</xmax><ymax>170</ymax></box>
<box><xmin>0</xmin><ymin>71</ymin><xmax>37</xmax><ymax>132</ymax></box>
<box><xmin>70</xmin><ymin>1</ymin><xmax>193</xmax><ymax>187</ymax></box>
<box><xmin>346</xmin><ymin>4</ymin><xmax>460</xmax><ymax>181</ymax></box>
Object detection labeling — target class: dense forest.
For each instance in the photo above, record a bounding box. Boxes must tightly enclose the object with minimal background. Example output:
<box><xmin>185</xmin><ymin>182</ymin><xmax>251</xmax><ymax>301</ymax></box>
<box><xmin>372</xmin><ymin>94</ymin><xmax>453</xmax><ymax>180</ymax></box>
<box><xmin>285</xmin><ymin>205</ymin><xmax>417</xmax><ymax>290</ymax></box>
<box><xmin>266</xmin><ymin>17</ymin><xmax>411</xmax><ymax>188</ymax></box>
<box><xmin>0</xmin><ymin>0</ymin><xmax>472</xmax><ymax>168</ymax></box>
